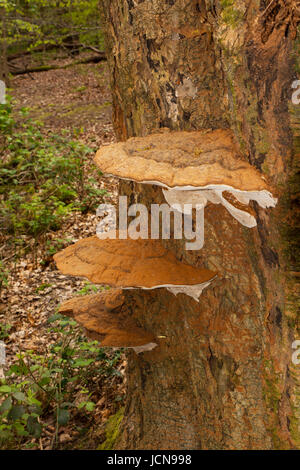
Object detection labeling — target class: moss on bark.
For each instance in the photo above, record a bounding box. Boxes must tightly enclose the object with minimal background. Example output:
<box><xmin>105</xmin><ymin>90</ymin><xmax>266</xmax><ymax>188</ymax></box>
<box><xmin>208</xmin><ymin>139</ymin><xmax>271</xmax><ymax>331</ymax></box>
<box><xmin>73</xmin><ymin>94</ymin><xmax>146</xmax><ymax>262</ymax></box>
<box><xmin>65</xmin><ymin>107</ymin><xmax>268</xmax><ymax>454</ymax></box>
<box><xmin>98</xmin><ymin>407</ymin><xmax>125</xmax><ymax>450</ymax></box>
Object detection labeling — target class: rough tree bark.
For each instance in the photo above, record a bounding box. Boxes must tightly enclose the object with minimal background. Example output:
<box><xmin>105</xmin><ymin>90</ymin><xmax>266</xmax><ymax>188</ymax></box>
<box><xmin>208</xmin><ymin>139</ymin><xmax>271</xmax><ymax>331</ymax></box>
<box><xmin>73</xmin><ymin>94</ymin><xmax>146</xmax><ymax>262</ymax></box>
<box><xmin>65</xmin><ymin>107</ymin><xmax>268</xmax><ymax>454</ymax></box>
<box><xmin>100</xmin><ymin>0</ymin><xmax>299</xmax><ymax>449</ymax></box>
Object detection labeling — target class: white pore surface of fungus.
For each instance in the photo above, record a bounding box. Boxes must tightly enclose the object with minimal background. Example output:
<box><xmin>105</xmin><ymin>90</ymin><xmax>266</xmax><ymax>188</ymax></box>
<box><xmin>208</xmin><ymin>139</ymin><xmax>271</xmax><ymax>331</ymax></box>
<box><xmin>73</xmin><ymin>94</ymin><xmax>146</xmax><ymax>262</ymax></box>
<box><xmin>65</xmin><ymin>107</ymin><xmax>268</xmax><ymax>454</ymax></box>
<box><xmin>124</xmin><ymin>277</ymin><xmax>216</xmax><ymax>303</ymax></box>
<box><xmin>162</xmin><ymin>186</ymin><xmax>277</xmax><ymax>228</ymax></box>
<box><xmin>132</xmin><ymin>343</ymin><xmax>158</xmax><ymax>354</ymax></box>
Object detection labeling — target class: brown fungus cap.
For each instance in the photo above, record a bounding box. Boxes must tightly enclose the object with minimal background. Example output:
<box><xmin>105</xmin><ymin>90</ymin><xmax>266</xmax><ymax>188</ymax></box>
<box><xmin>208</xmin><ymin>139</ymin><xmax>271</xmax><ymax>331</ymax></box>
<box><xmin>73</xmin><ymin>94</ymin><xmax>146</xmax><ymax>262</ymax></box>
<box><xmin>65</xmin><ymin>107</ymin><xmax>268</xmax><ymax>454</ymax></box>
<box><xmin>54</xmin><ymin>234</ymin><xmax>216</xmax><ymax>289</ymax></box>
<box><xmin>94</xmin><ymin>129</ymin><xmax>270</xmax><ymax>192</ymax></box>
<box><xmin>59</xmin><ymin>290</ymin><xmax>156</xmax><ymax>348</ymax></box>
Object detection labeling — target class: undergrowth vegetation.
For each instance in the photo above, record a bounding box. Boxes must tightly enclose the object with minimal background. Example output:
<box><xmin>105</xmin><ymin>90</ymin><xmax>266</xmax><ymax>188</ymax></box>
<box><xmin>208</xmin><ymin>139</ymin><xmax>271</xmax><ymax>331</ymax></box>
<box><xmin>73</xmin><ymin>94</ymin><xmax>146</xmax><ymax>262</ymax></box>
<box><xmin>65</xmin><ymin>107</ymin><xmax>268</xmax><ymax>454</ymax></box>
<box><xmin>0</xmin><ymin>97</ymin><xmax>106</xmax><ymax>240</ymax></box>
<box><xmin>0</xmin><ymin>316</ymin><xmax>122</xmax><ymax>449</ymax></box>
<box><xmin>0</xmin><ymin>93</ymin><xmax>123</xmax><ymax>450</ymax></box>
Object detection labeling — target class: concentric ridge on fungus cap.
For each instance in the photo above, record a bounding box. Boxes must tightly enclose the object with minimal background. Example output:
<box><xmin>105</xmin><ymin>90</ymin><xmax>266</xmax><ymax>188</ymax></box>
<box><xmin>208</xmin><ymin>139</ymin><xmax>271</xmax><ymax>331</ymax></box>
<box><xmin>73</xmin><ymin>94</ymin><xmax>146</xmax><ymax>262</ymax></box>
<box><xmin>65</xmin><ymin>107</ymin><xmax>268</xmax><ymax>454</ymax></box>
<box><xmin>53</xmin><ymin>234</ymin><xmax>217</xmax><ymax>288</ymax></box>
<box><xmin>59</xmin><ymin>290</ymin><xmax>157</xmax><ymax>349</ymax></box>
<box><xmin>94</xmin><ymin>129</ymin><xmax>272</xmax><ymax>192</ymax></box>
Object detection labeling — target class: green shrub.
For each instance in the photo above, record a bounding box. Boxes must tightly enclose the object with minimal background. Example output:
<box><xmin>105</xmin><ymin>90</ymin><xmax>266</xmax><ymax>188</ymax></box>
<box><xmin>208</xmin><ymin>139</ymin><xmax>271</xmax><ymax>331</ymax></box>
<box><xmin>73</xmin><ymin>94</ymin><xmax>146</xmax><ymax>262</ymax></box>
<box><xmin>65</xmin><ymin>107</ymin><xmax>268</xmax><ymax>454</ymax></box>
<box><xmin>0</xmin><ymin>315</ymin><xmax>122</xmax><ymax>449</ymax></box>
<box><xmin>0</xmin><ymin>323</ymin><xmax>12</xmax><ymax>341</ymax></box>
<box><xmin>0</xmin><ymin>261</ymin><xmax>9</xmax><ymax>291</ymax></box>
<box><xmin>0</xmin><ymin>97</ymin><xmax>15</xmax><ymax>135</ymax></box>
<box><xmin>0</xmin><ymin>102</ymin><xmax>107</xmax><ymax>238</ymax></box>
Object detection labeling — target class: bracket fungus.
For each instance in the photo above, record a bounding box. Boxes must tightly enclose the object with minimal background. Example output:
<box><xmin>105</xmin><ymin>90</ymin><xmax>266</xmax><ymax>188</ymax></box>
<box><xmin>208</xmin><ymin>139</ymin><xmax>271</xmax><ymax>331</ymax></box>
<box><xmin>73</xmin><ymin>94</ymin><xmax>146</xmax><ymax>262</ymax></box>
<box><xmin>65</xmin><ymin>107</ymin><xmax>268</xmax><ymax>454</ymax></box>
<box><xmin>54</xmin><ymin>233</ymin><xmax>217</xmax><ymax>301</ymax></box>
<box><xmin>59</xmin><ymin>290</ymin><xmax>157</xmax><ymax>354</ymax></box>
<box><xmin>95</xmin><ymin>129</ymin><xmax>277</xmax><ymax>236</ymax></box>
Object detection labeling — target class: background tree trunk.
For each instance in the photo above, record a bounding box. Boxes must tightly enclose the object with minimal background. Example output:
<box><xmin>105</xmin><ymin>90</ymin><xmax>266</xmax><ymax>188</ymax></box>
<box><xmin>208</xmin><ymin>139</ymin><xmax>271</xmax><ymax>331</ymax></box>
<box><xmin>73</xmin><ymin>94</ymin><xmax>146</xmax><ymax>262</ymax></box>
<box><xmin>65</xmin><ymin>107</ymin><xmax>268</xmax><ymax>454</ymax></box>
<box><xmin>100</xmin><ymin>0</ymin><xmax>299</xmax><ymax>449</ymax></box>
<box><xmin>0</xmin><ymin>7</ymin><xmax>10</xmax><ymax>86</ymax></box>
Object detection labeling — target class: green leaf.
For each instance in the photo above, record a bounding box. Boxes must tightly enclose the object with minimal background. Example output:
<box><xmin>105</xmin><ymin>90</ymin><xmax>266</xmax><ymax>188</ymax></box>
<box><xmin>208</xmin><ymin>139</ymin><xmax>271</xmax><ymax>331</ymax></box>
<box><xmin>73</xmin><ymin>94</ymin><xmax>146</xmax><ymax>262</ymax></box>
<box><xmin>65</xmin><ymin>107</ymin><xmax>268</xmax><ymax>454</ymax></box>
<box><xmin>26</xmin><ymin>416</ymin><xmax>42</xmax><ymax>438</ymax></box>
<box><xmin>85</xmin><ymin>401</ymin><xmax>95</xmax><ymax>412</ymax></box>
<box><xmin>0</xmin><ymin>397</ymin><xmax>12</xmax><ymax>413</ymax></box>
<box><xmin>57</xmin><ymin>408</ymin><xmax>69</xmax><ymax>426</ymax></box>
<box><xmin>27</xmin><ymin>396</ymin><xmax>42</xmax><ymax>407</ymax></box>
<box><xmin>48</xmin><ymin>313</ymin><xmax>64</xmax><ymax>323</ymax></box>
<box><xmin>13</xmin><ymin>391</ymin><xmax>26</xmax><ymax>402</ymax></box>
<box><xmin>38</xmin><ymin>376</ymin><xmax>50</xmax><ymax>386</ymax></box>
<box><xmin>10</xmin><ymin>360</ymin><xmax>29</xmax><ymax>374</ymax></box>
<box><xmin>0</xmin><ymin>427</ymin><xmax>12</xmax><ymax>441</ymax></box>
<box><xmin>15</xmin><ymin>422</ymin><xmax>29</xmax><ymax>437</ymax></box>
<box><xmin>8</xmin><ymin>405</ymin><xmax>26</xmax><ymax>421</ymax></box>
<box><xmin>0</xmin><ymin>385</ymin><xmax>12</xmax><ymax>393</ymax></box>
<box><xmin>72</xmin><ymin>358</ymin><xmax>94</xmax><ymax>368</ymax></box>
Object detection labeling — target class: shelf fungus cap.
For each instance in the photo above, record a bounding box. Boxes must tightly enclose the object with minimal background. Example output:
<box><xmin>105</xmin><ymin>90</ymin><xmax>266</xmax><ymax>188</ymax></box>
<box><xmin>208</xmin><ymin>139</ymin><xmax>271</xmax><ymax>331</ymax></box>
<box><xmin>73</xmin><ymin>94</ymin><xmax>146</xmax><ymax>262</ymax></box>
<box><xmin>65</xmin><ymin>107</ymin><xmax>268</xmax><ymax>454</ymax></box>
<box><xmin>94</xmin><ymin>129</ymin><xmax>277</xmax><ymax>228</ymax></box>
<box><xmin>94</xmin><ymin>129</ymin><xmax>273</xmax><ymax>192</ymax></box>
<box><xmin>54</xmin><ymin>234</ymin><xmax>217</xmax><ymax>301</ymax></box>
<box><xmin>59</xmin><ymin>290</ymin><xmax>157</xmax><ymax>354</ymax></box>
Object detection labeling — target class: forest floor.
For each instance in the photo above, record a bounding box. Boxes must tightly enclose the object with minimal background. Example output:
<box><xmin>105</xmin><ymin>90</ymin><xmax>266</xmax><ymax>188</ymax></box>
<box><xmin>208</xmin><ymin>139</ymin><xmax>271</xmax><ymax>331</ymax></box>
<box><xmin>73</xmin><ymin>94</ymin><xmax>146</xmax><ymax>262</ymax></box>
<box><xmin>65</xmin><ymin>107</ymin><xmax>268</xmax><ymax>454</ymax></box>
<box><xmin>0</xmin><ymin>55</ymin><xmax>126</xmax><ymax>450</ymax></box>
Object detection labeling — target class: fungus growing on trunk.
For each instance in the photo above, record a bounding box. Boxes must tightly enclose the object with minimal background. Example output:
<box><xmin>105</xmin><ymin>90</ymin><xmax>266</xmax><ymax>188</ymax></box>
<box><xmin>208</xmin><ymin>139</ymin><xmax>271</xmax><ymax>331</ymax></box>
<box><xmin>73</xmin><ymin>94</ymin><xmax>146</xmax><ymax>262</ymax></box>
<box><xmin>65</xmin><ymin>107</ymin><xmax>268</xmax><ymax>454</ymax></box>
<box><xmin>94</xmin><ymin>129</ymin><xmax>277</xmax><ymax>232</ymax></box>
<box><xmin>59</xmin><ymin>290</ymin><xmax>157</xmax><ymax>354</ymax></box>
<box><xmin>54</xmin><ymin>234</ymin><xmax>217</xmax><ymax>301</ymax></box>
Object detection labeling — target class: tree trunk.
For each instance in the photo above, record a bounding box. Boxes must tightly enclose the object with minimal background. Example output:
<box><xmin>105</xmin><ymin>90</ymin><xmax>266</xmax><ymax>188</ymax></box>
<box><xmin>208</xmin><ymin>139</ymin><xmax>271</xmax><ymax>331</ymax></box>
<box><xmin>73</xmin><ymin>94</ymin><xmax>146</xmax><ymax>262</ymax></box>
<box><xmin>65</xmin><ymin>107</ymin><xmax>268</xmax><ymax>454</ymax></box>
<box><xmin>100</xmin><ymin>0</ymin><xmax>299</xmax><ymax>449</ymax></box>
<box><xmin>0</xmin><ymin>7</ymin><xmax>10</xmax><ymax>86</ymax></box>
